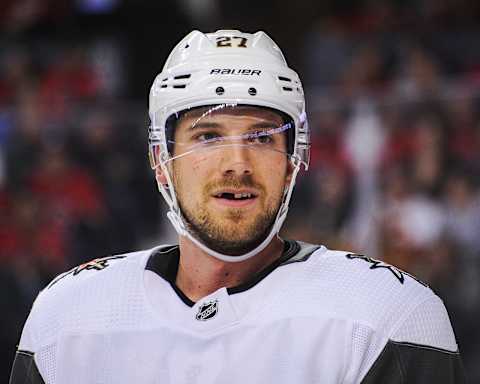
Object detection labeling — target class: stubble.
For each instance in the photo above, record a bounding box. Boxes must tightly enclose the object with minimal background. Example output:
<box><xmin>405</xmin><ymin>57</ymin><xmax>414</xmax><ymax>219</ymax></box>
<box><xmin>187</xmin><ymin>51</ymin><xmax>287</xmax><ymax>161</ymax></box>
<box><xmin>174</xmin><ymin>172</ymin><xmax>283</xmax><ymax>256</ymax></box>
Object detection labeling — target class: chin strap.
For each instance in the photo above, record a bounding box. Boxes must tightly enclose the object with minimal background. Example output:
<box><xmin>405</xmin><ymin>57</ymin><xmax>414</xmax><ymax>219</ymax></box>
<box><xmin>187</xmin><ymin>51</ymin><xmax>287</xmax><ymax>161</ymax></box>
<box><xmin>158</xmin><ymin>158</ymin><xmax>301</xmax><ymax>263</ymax></box>
<box><xmin>167</xmin><ymin>209</ymin><xmax>282</xmax><ymax>262</ymax></box>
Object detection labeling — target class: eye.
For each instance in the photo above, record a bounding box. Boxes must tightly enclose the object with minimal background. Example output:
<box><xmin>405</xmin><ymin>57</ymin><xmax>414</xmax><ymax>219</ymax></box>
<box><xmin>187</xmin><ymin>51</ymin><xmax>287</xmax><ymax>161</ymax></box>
<box><xmin>195</xmin><ymin>132</ymin><xmax>221</xmax><ymax>143</ymax></box>
<box><xmin>247</xmin><ymin>131</ymin><xmax>274</xmax><ymax>144</ymax></box>
<box><xmin>257</xmin><ymin>134</ymin><xmax>273</xmax><ymax>144</ymax></box>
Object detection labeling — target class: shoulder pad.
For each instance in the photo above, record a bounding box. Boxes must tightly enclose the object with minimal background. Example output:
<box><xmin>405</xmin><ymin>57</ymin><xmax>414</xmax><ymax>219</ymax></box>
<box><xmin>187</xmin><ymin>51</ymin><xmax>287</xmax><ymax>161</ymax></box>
<box><xmin>23</xmin><ymin>248</ymin><xmax>156</xmax><ymax>347</ymax></box>
<box><xmin>47</xmin><ymin>255</ymin><xmax>128</xmax><ymax>289</ymax></box>
<box><xmin>344</xmin><ymin>253</ymin><xmax>429</xmax><ymax>288</ymax></box>
<box><xmin>291</xmin><ymin>248</ymin><xmax>438</xmax><ymax>334</ymax></box>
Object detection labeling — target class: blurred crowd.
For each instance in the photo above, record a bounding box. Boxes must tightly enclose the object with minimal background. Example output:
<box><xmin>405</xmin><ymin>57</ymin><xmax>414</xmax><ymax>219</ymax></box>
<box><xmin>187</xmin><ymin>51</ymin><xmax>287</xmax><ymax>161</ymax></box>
<box><xmin>0</xmin><ymin>40</ymin><xmax>162</xmax><ymax>372</ymax></box>
<box><xmin>1</xmin><ymin>0</ymin><xmax>480</xmax><ymax>381</ymax></box>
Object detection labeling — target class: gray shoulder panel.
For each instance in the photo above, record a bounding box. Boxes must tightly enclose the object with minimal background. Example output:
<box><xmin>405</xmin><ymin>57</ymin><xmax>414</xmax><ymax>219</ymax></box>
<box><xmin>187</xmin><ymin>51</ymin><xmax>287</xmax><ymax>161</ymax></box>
<box><xmin>361</xmin><ymin>340</ymin><xmax>466</xmax><ymax>384</ymax></box>
<box><xmin>9</xmin><ymin>350</ymin><xmax>45</xmax><ymax>384</ymax></box>
<box><xmin>280</xmin><ymin>241</ymin><xmax>323</xmax><ymax>266</ymax></box>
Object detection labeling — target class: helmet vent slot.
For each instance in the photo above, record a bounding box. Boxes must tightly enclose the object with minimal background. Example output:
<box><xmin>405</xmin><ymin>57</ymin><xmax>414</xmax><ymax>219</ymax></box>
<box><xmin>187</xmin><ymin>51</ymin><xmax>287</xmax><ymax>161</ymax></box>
<box><xmin>161</xmin><ymin>84</ymin><xmax>167</xmax><ymax>88</ymax></box>
<box><xmin>174</xmin><ymin>74</ymin><xmax>191</xmax><ymax>80</ymax></box>
<box><xmin>282</xmin><ymin>86</ymin><xmax>293</xmax><ymax>92</ymax></box>
<box><xmin>173</xmin><ymin>84</ymin><xmax>187</xmax><ymax>89</ymax></box>
<box><xmin>278</xmin><ymin>76</ymin><xmax>291</xmax><ymax>82</ymax></box>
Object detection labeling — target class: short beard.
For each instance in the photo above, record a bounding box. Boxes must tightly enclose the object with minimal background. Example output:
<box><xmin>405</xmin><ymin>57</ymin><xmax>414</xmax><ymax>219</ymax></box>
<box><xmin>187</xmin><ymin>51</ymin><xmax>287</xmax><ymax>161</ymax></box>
<box><xmin>175</xmin><ymin>173</ymin><xmax>282</xmax><ymax>256</ymax></box>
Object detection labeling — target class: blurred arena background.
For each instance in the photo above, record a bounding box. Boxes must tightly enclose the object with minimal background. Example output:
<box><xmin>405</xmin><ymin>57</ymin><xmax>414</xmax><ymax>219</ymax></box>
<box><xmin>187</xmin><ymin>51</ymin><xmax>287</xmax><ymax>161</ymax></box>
<box><xmin>1</xmin><ymin>0</ymin><xmax>480</xmax><ymax>381</ymax></box>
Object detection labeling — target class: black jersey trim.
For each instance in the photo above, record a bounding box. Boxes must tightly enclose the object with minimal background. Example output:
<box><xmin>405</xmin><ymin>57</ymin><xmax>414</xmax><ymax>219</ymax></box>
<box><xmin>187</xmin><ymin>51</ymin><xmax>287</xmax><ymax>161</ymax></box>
<box><xmin>227</xmin><ymin>240</ymin><xmax>300</xmax><ymax>294</ymax></box>
<box><xmin>145</xmin><ymin>245</ymin><xmax>195</xmax><ymax>307</ymax></box>
<box><xmin>361</xmin><ymin>339</ymin><xmax>466</xmax><ymax>384</ymax></box>
<box><xmin>145</xmin><ymin>240</ymin><xmax>319</xmax><ymax>307</ymax></box>
<box><xmin>145</xmin><ymin>244</ymin><xmax>180</xmax><ymax>287</ymax></box>
<box><xmin>9</xmin><ymin>350</ymin><xmax>46</xmax><ymax>384</ymax></box>
<box><xmin>390</xmin><ymin>340</ymin><xmax>460</xmax><ymax>355</ymax></box>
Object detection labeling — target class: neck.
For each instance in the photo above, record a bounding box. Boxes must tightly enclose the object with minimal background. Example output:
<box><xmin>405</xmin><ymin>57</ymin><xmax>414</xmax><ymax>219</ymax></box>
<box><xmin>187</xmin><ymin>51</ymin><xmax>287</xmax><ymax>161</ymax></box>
<box><xmin>176</xmin><ymin>235</ymin><xmax>284</xmax><ymax>302</ymax></box>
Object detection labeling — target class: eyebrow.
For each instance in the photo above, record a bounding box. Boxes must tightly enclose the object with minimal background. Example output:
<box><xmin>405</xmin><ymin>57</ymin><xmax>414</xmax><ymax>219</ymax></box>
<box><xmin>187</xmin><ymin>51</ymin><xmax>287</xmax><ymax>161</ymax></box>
<box><xmin>187</xmin><ymin>122</ymin><xmax>221</xmax><ymax>131</ymax></box>
<box><xmin>187</xmin><ymin>120</ymin><xmax>281</xmax><ymax>132</ymax></box>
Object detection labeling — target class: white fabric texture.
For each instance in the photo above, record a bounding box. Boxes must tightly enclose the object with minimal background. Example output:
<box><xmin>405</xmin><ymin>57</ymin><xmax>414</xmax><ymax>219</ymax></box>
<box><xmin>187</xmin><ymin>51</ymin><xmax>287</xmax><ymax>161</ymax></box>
<box><xmin>18</xmin><ymin>244</ymin><xmax>458</xmax><ymax>383</ymax></box>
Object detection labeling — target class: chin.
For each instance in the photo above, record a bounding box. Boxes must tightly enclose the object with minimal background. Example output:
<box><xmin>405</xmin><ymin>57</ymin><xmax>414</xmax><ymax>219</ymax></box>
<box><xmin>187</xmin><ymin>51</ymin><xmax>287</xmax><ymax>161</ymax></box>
<box><xmin>181</xmin><ymin>202</ymin><xmax>278</xmax><ymax>255</ymax></box>
<box><xmin>196</xmin><ymin>224</ymin><xmax>273</xmax><ymax>256</ymax></box>
<box><xmin>204</xmin><ymin>239</ymin><xmax>263</xmax><ymax>257</ymax></box>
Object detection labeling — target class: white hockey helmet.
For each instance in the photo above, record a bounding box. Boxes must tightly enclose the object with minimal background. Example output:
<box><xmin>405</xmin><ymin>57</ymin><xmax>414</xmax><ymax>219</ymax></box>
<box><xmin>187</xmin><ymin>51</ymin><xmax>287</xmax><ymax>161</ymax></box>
<box><xmin>149</xmin><ymin>29</ymin><xmax>310</xmax><ymax>262</ymax></box>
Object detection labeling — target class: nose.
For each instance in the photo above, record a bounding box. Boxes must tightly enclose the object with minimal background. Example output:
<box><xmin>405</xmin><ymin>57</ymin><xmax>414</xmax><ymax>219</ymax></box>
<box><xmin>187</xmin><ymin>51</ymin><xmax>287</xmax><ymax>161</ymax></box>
<box><xmin>220</xmin><ymin>145</ymin><xmax>253</xmax><ymax>176</ymax></box>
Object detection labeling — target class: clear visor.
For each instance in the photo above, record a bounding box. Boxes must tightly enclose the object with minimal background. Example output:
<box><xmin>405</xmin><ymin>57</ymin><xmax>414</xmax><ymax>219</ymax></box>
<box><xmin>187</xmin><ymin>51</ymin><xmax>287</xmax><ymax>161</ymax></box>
<box><xmin>149</xmin><ymin>104</ymin><xmax>295</xmax><ymax>168</ymax></box>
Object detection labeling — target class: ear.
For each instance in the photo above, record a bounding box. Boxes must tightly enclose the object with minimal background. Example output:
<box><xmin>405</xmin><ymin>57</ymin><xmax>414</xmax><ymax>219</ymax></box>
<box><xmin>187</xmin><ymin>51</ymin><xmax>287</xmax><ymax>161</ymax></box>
<box><xmin>284</xmin><ymin>160</ymin><xmax>295</xmax><ymax>186</ymax></box>
<box><xmin>155</xmin><ymin>167</ymin><xmax>168</xmax><ymax>186</ymax></box>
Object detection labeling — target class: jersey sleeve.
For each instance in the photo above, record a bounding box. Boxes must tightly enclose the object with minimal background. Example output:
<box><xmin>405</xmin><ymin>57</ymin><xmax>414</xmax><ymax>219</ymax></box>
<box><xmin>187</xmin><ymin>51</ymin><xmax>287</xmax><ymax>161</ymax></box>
<box><xmin>9</xmin><ymin>303</ymin><xmax>47</xmax><ymax>384</ymax></box>
<box><xmin>360</xmin><ymin>295</ymin><xmax>466</xmax><ymax>384</ymax></box>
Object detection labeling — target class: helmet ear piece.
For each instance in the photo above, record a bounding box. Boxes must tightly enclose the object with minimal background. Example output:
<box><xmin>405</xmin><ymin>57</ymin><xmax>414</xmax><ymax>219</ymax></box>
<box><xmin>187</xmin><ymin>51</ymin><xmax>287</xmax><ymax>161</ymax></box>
<box><xmin>155</xmin><ymin>167</ymin><xmax>168</xmax><ymax>186</ymax></box>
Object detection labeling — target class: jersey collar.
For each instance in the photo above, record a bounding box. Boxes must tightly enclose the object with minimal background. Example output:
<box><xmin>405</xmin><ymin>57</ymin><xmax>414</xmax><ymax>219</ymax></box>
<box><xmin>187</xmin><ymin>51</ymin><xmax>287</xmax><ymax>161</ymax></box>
<box><xmin>145</xmin><ymin>240</ymin><xmax>301</xmax><ymax>307</ymax></box>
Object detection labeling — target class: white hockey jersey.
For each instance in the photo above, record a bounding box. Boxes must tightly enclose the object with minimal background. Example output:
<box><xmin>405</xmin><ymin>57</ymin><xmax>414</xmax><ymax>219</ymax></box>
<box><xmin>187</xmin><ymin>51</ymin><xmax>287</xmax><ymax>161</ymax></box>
<box><xmin>10</xmin><ymin>241</ymin><xmax>465</xmax><ymax>383</ymax></box>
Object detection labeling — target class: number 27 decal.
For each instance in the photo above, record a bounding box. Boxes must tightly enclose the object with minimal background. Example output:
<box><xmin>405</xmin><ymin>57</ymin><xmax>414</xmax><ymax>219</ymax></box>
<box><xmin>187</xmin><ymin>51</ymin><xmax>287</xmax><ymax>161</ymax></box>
<box><xmin>216</xmin><ymin>36</ymin><xmax>248</xmax><ymax>48</ymax></box>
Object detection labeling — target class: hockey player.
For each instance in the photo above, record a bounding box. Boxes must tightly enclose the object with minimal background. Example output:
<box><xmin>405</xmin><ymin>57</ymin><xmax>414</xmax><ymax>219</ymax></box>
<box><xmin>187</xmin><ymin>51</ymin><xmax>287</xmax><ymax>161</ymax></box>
<box><xmin>10</xmin><ymin>30</ymin><xmax>465</xmax><ymax>383</ymax></box>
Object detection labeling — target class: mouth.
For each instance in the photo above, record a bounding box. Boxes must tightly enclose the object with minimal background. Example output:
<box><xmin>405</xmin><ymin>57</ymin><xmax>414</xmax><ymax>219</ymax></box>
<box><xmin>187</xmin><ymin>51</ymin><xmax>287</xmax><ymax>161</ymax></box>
<box><xmin>211</xmin><ymin>189</ymin><xmax>259</xmax><ymax>207</ymax></box>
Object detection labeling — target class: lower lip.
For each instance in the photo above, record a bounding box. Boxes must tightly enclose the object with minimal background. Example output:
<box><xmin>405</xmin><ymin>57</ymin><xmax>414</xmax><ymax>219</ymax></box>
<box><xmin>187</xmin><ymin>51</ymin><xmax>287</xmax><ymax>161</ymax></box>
<box><xmin>212</xmin><ymin>197</ymin><xmax>258</xmax><ymax>208</ymax></box>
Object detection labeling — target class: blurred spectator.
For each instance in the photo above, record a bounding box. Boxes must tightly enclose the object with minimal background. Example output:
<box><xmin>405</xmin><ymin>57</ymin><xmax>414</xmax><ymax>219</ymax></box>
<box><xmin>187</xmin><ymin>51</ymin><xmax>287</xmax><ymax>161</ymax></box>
<box><xmin>27</xmin><ymin>143</ymin><xmax>107</xmax><ymax>266</ymax></box>
<box><xmin>39</xmin><ymin>46</ymin><xmax>100</xmax><ymax>120</ymax></box>
<box><xmin>395</xmin><ymin>45</ymin><xmax>444</xmax><ymax>99</ymax></box>
<box><xmin>409</xmin><ymin>112</ymin><xmax>448</xmax><ymax>196</ymax></box>
<box><xmin>342</xmin><ymin>100</ymin><xmax>385</xmax><ymax>255</ymax></box>
<box><xmin>304</xmin><ymin>16</ymin><xmax>352</xmax><ymax>89</ymax></box>
<box><xmin>6</xmin><ymin>86</ymin><xmax>44</xmax><ymax>187</ymax></box>
<box><xmin>0</xmin><ymin>47</ymin><xmax>32</xmax><ymax>106</ymax></box>
<box><xmin>444</xmin><ymin>170</ymin><xmax>480</xmax><ymax>257</ymax></box>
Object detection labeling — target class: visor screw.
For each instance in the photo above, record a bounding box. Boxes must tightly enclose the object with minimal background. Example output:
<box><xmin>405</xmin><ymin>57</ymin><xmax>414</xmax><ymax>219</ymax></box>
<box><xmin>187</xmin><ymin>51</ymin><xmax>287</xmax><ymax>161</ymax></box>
<box><xmin>248</xmin><ymin>87</ymin><xmax>257</xmax><ymax>96</ymax></box>
<box><xmin>215</xmin><ymin>86</ymin><xmax>225</xmax><ymax>95</ymax></box>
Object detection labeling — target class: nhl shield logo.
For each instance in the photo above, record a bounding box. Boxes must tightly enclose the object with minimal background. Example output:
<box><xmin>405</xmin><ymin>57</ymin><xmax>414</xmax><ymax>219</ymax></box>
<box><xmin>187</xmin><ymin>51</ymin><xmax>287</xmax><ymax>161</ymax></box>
<box><xmin>196</xmin><ymin>300</ymin><xmax>218</xmax><ymax>321</ymax></box>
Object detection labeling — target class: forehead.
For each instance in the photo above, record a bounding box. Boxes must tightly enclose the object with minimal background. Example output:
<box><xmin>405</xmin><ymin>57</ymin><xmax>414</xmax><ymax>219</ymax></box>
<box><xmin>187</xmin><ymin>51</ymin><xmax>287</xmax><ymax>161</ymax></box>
<box><xmin>177</xmin><ymin>105</ymin><xmax>285</xmax><ymax>128</ymax></box>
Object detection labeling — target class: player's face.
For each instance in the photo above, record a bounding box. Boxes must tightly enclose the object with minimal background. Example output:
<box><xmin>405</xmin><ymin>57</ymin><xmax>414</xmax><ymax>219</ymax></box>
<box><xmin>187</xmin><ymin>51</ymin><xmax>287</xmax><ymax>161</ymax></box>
<box><xmin>170</xmin><ymin>106</ymin><xmax>292</xmax><ymax>256</ymax></box>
